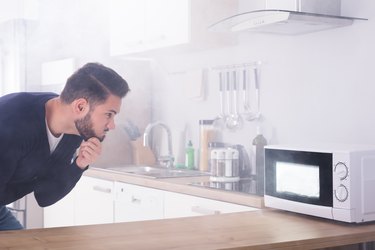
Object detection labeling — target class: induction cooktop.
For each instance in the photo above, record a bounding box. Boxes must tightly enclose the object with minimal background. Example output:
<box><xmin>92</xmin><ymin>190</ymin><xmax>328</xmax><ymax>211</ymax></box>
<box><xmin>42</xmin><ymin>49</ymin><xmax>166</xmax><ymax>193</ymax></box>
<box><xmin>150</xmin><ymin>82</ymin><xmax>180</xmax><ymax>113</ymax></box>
<box><xmin>190</xmin><ymin>176</ymin><xmax>262</xmax><ymax>196</ymax></box>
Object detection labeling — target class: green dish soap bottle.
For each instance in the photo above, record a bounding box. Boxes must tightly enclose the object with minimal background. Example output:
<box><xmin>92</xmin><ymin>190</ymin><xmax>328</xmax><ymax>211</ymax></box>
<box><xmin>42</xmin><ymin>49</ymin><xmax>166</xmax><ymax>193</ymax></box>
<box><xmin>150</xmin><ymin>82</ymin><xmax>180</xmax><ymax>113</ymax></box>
<box><xmin>185</xmin><ymin>140</ymin><xmax>195</xmax><ymax>170</ymax></box>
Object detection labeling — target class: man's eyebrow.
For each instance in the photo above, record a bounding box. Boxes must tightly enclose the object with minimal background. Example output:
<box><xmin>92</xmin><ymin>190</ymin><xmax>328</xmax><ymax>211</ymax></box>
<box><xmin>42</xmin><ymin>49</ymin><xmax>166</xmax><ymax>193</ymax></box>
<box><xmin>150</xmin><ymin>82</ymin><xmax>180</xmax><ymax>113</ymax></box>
<box><xmin>108</xmin><ymin>109</ymin><xmax>117</xmax><ymax>115</ymax></box>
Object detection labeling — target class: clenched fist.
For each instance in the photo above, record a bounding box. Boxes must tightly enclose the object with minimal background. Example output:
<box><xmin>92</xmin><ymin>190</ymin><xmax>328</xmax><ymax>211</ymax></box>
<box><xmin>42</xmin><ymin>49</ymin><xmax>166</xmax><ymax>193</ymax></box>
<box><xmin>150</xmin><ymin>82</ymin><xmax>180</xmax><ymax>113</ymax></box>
<box><xmin>76</xmin><ymin>137</ymin><xmax>102</xmax><ymax>169</ymax></box>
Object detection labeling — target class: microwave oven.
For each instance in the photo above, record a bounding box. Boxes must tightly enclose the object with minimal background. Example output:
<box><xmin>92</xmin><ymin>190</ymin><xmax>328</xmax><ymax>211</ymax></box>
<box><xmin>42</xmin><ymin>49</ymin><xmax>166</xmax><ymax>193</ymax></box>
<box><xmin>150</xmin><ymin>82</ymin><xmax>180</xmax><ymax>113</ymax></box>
<box><xmin>264</xmin><ymin>144</ymin><xmax>375</xmax><ymax>223</ymax></box>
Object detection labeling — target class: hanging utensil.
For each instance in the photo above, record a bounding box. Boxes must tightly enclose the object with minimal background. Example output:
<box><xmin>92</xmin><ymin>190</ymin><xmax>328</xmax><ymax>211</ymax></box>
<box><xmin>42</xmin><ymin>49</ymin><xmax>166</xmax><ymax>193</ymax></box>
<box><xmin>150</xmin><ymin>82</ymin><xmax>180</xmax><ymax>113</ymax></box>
<box><xmin>242</xmin><ymin>67</ymin><xmax>259</xmax><ymax>121</ymax></box>
<box><xmin>225</xmin><ymin>70</ymin><xmax>234</xmax><ymax>129</ymax></box>
<box><xmin>225</xmin><ymin>70</ymin><xmax>232</xmax><ymax>120</ymax></box>
<box><xmin>219</xmin><ymin>71</ymin><xmax>226</xmax><ymax>119</ymax></box>
<box><xmin>253</xmin><ymin>67</ymin><xmax>261</xmax><ymax>119</ymax></box>
<box><xmin>232</xmin><ymin>70</ymin><xmax>243</xmax><ymax>128</ymax></box>
<box><xmin>242</xmin><ymin>68</ymin><xmax>251</xmax><ymax>112</ymax></box>
<box><xmin>226</xmin><ymin>70</ymin><xmax>243</xmax><ymax>130</ymax></box>
<box><xmin>213</xmin><ymin>71</ymin><xmax>226</xmax><ymax>129</ymax></box>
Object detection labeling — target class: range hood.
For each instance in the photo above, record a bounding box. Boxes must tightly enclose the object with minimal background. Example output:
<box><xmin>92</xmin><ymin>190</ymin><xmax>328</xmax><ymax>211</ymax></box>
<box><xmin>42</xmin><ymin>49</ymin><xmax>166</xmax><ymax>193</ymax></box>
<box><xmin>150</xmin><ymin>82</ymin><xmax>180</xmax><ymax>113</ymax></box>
<box><xmin>208</xmin><ymin>0</ymin><xmax>367</xmax><ymax>35</ymax></box>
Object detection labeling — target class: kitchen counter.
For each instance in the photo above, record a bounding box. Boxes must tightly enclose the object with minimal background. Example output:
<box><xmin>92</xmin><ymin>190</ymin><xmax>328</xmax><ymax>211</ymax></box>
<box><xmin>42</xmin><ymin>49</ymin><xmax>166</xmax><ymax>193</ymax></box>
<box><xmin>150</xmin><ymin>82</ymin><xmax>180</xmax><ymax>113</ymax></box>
<box><xmin>2</xmin><ymin>209</ymin><xmax>375</xmax><ymax>249</ymax></box>
<box><xmin>86</xmin><ymin>167</ymin><xmax>264</xmax><ymax>208</ymax></box>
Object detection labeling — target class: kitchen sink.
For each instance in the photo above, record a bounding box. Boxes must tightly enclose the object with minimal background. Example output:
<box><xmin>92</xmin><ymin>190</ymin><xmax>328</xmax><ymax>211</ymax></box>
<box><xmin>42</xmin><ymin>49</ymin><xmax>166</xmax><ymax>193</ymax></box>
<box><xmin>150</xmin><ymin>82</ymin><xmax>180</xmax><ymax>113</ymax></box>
<box><xmin>103</xmin><ymin>165</ymin><xmax>210</xmax><ymax>178</ymax></box>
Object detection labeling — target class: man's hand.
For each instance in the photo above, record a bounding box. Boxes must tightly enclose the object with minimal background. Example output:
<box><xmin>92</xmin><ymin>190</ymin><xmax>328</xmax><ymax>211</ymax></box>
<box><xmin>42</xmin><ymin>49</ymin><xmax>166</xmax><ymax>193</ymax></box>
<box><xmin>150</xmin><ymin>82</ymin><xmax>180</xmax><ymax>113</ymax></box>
<box><xmin>76</xmin><ymin>137</ymin><xmax>102</xmax><ymax>169</ymax></box>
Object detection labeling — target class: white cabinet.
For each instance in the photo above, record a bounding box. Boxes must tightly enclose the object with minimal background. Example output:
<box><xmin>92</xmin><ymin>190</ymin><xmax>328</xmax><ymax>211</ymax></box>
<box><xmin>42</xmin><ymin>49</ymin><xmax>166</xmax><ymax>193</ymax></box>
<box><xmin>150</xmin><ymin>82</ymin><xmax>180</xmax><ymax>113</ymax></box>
<box><xmin>164</xmin><ymin>191</ymin><xmax>258</xmax><ymax>219</ymax></box>
<box><xmin>74</xmin><ymin>176</ymin><xmax>114</xmax><ymax>226</ymax></box>
<box><xmin>43</xmin><ymin>188</ymin><xmax>76</xmax><ymax>228</ymax></box>
<box><xmin>109</xmin><ymin>0</ymin><xmax>189</xmax><ymax>55</ymax></box>
<box><xmin>109</xmin><ymin>0</ymin><xmax>236</xmax><ymax>56</ymax></box>
<box><xmin>44</xmin><ymin>176</ymin><xmax>257</xmax><ymax>228</ymax></box>
<box><xmin>44</xmin><ymin>176</ymin><xmax>114</xmax><ymax>228</ymax></box>
<box><xmin>114</xmin><ymin>182</ymin><xmax>164</xmax><ymax>222</ymax></box>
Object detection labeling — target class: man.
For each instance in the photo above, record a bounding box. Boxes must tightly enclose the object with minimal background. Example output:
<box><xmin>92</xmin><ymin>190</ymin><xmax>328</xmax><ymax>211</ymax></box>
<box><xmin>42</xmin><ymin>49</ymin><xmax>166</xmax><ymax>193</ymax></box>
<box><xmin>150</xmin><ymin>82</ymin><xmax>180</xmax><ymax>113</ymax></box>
<box><xmin>0</xmin><ymin>62</ymin><xmax>130</xmax><ymax>230</ymax></box>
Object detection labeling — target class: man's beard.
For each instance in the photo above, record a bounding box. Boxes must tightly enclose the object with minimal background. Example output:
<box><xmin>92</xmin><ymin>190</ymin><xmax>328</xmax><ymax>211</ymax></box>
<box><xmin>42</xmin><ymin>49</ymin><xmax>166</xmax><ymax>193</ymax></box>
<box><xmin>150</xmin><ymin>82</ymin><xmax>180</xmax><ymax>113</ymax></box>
<box><xmin>75</xmin><ymin>113</ymin><xmax>106</xmax><ymax>142</ymax></box>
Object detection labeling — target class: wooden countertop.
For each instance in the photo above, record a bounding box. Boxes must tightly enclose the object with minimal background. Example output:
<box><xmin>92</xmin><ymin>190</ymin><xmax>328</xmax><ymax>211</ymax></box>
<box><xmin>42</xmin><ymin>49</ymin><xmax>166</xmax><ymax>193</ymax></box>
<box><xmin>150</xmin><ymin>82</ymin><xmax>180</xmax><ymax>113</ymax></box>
<box><xmin>86</xmin><ymin>167</ymin><xmax>264</xmax><ymax>208</ymax></box>
<box><xmin>2</xmin><ymin>209</ymin><xmax>375</xmax><ymax>249</ymax></box>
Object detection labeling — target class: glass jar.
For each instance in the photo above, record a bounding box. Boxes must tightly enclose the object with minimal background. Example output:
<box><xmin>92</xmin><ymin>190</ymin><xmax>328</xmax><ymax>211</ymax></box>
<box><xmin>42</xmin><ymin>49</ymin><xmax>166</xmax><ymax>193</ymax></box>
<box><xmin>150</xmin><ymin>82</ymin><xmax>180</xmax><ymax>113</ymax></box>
<box><xmin>210</xmin><ymin>148</ymin><xmax>226</xmax><ymax>176</ymax></box>
<box><xmin>198</xmin><ymin>120</ymin><xmax>216</xmax><ymax>172</ymax></box>
<box><xmin>208</xmin><ymin>142</ymin><xmax>226</xmax><ymax>172</ymax></box>
<box><xmin>224</xmin><ymin>148</ymin><xmax>239</xmax><ymax>177</ymax></box>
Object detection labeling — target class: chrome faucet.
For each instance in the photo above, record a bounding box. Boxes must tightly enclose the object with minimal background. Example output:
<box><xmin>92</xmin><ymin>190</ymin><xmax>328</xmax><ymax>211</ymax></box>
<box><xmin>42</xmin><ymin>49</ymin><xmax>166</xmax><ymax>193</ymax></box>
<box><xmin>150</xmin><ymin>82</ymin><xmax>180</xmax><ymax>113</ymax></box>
<box><xmin>143</xmin><ymin>121</ymin><xmax>174</xmax><ymax>168</ymax></box>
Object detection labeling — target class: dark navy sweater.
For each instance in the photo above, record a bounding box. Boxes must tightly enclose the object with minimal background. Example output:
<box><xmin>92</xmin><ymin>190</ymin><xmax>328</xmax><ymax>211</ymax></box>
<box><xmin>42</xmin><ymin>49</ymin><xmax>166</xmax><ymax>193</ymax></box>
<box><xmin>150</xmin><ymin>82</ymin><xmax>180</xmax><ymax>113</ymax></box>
<box><xmin>0</xmin><ymin>92</ymin><xmax>85</xmax><ymax>207</ymax></box>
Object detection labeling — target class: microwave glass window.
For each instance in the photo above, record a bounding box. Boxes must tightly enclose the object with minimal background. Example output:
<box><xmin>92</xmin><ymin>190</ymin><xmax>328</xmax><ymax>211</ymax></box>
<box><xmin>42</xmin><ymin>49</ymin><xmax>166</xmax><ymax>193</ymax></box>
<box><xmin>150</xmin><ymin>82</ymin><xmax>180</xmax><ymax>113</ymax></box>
<box><xmin>265</xmin><ymin>148</ymin><xmax>333</xmax><ymax>207</ymax></box>
<box><xmin>276</xmin><ymin>162</ymin><xmax>319</xmax><ymax>198</ymax></box>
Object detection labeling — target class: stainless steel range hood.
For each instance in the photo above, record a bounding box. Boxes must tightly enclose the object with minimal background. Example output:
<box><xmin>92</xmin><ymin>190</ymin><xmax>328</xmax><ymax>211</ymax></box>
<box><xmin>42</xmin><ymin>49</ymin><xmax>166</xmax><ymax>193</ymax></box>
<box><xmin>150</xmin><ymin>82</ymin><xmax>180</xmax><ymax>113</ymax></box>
<box><xmin>208</xmin><ymin>0</ymin><xmax>367</xmax><ymax>35</ymax></box>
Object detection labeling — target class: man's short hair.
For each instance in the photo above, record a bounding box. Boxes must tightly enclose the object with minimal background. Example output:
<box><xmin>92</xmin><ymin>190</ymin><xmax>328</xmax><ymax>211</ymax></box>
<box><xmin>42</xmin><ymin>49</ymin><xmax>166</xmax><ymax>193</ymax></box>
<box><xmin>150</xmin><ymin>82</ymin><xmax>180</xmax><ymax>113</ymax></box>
<box><xmin>60</xmin><ymin>62</ymin><xmax>130</xmax><ymax>107</ymax></box>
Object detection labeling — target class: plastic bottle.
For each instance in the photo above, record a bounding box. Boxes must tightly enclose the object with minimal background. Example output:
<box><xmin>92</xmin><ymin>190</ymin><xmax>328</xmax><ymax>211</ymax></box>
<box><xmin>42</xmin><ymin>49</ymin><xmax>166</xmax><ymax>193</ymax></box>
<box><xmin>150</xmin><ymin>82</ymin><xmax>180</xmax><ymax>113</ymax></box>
<box><xmin>185</xmin><ymin>140</ymin><xmax>195</xmax><ymax>170</ymax></box>
<box><xmin>252</xmin><ymin>126</ymin><xmax>267</xmax><ymax>195</ymax></box>
<box><xmin>174</xmin><ymin>129</ymin><xmax>187</xmax><ymax>169</ymax></box>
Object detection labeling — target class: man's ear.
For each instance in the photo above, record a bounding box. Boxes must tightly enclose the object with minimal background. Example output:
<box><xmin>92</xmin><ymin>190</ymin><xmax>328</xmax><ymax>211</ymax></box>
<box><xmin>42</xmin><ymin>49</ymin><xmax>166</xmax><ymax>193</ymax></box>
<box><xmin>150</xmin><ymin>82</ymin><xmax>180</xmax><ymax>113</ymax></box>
<box><xmin>73</xmin><ymin>98</ymin><xmax>89</xmax><ymax>116</ymax></box>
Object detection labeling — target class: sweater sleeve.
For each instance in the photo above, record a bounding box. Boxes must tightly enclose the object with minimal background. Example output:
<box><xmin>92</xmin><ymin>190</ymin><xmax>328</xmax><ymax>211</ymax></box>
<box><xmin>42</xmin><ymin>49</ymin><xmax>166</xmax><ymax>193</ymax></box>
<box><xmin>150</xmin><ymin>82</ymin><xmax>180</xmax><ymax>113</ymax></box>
<box><xmin>33</xmin><ymin>136</ymin><xmax>86</xmax><ymax>207</ymax></box>
<box><xmin>0</xmin><ymin>133</ymin><xmax>23</xmax><ymax>204</ymax></box>
<box><xmin>33</xmin><ymin>157</ymin><xmax>87</xmax><ymax>207</ymax></box>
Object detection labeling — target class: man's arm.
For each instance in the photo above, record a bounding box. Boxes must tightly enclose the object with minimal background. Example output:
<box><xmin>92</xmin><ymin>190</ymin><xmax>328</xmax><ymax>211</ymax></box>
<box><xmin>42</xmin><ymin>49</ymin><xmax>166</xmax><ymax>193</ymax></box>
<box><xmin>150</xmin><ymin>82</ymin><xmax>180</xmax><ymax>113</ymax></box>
<box><xmin>33</xmin><ymin>137</ymin><xmax>102</xmax><ymax>207</ymax></box>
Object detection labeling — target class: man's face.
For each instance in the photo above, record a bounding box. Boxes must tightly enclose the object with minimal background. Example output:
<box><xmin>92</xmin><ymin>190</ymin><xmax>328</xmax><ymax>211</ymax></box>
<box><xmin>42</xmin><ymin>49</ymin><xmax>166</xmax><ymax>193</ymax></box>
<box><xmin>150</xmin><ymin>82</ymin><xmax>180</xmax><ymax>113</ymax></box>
<box><xmin>75</xmin><ymin>95</ymin><xmax>122</xmax><ymax>141</ymax></box>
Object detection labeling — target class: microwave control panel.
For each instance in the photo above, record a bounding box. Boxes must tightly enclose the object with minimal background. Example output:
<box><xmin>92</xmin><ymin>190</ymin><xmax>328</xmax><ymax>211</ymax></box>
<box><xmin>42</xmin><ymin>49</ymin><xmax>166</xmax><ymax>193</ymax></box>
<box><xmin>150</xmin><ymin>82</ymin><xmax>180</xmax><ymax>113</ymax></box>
<box><xmin>333</xmin><ymin>153</ymin><xmax>351</xmax><ymax>208</ymax></box>
<box><xmin>334</xmin><ymin>162</ymin><xmax>349</xmax><ymax>180</ymax></box>
<box><xmin>334</xmin><ymin>184</ymin><xmax>348</xmax><ymax>202</ymax></box>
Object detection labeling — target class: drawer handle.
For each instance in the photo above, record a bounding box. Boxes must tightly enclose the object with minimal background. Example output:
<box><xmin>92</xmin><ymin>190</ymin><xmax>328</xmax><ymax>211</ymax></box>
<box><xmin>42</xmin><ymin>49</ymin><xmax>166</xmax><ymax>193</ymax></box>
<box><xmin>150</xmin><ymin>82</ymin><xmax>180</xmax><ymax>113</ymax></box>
<box><xmin>92</xmin><ymin>186</ymin><xmax>112</xmax><ymax>193</ymax></box>
<box><xmin>131</xmin><ymin>196</ymin><xmax>141</xmax><ymax>204</ymax></box>
<box><xmin>191</xmin><ymin>206</ymin><xmax>221</xmax><ymax>215</ymax></box>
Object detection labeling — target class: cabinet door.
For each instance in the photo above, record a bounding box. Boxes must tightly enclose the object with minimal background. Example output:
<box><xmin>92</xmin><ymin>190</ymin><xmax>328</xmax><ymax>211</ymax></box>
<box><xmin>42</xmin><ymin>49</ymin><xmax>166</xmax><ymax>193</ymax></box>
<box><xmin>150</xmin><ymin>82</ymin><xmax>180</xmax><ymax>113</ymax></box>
<box><xmin>74</xmin><ymin>176</ymin><xmax>114</xmax><ymax>226</ymax></box>
<box><xmin>164</xmin><ymin>191</ymin><xmax>258</xmax><ymax>219</ymax></box>
<box><xmin>114</xmin><ymin>182</ymin><xmax>164</xmax><ymax>222</ymax></box>
<box><xmin>110</xmin><ymin>0</ymin><xmax>145</xmax><ymax>54</ymax></box>
<box><xmin>43</xmin><ymin>189</ymin><xmax>76</xmax><ymax>228</ymax></box>
<box><xmin>109</xmin><ymin>0</ymin><xmax>189</xmax><ymax>55</ymax></box>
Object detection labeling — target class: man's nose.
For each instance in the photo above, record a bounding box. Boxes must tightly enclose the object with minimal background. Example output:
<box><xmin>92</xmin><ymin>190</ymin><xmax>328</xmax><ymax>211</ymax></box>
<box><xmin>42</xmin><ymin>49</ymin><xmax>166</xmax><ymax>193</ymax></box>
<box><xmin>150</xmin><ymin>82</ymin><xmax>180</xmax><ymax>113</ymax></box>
<box><xmin>107</xmin><ymin>119</ymin><xmax>116</xmax><ymax>130</ymax></box>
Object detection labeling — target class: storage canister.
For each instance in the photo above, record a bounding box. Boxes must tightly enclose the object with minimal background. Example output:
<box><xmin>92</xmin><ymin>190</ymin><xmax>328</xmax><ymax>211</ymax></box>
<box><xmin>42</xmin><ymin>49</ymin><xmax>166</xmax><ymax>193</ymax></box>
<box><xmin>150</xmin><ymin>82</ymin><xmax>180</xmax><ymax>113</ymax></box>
<box><xmin>211</xmin><ymin>148</ymin><xmax>226</xmax><ymax>176</ymax></box>
<box><xmin>198</xmin><ymin>120</ymin><xmax>216</xmax><ymax>172</ymax></box>
<box><xmin>208</xmin><ymin>142</ymin><xmax>226</xmax><ymax>171</ymax></box>
<box><xmin>210</xmin><ymin>148</ymin><xmax>239</xmax><ymax>178</ymax></box>
<box><xmin>224</xmin><ymin>148</ymin><xmax>239</xmax><ymax>177</ymax></box>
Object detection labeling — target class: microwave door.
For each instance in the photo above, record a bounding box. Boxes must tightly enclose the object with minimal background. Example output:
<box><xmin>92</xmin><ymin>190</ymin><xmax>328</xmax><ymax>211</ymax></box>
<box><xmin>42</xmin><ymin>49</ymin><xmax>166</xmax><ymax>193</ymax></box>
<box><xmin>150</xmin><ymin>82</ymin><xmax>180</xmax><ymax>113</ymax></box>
<box><xmin>265</xmin><ymin>149</ymin><xmax>333</xmax><ymax>207</ymax></box>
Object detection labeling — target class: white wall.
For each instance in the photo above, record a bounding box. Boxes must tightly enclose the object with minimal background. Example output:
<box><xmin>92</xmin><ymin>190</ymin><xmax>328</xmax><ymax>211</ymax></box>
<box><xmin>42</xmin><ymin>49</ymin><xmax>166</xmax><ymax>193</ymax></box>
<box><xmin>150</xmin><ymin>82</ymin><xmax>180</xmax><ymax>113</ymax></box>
<box><xmin>23</xmin><ymin>0</ymin><xmax>153</xmax><ymax>167</ymax></box>
<box><xmin>148</xmin><ymin>0</ymin><xmax>375</xmax><ymax>160</ymax></box>
<box><xmin>13</xmin><ymin>0</ymin><xmax>375</xmax><ymax>166</ymax></box>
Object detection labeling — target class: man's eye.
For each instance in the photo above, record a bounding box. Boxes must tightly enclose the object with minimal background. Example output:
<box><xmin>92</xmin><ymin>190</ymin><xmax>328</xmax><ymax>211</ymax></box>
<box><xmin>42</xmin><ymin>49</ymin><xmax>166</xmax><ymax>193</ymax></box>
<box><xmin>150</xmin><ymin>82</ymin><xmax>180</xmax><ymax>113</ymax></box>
<box><xmin>106</xmin><ymin>113</ymin><xmax>112</xmax><ymax>118</ymax></box>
